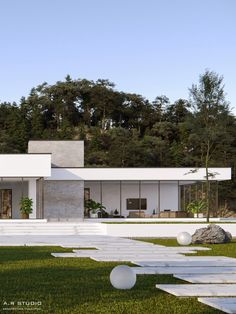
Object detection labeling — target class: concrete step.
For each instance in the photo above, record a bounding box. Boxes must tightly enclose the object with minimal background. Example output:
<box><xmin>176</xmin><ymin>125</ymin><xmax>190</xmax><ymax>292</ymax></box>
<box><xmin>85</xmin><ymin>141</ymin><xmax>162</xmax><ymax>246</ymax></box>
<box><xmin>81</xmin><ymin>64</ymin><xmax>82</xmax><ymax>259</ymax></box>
<box><xmin>0</xmin><ymin>230</ymin><xmax>104</xmax><ymax>236</ymax></box>
<box><xmin>0</xmin><ymin>226</ymin><xmax>97</xmax><ymax>228</ymax></box>
<box><xmin>0</xmin><ymin>222</ymin><xmax>105</xmax><ymax>235</ymax></box>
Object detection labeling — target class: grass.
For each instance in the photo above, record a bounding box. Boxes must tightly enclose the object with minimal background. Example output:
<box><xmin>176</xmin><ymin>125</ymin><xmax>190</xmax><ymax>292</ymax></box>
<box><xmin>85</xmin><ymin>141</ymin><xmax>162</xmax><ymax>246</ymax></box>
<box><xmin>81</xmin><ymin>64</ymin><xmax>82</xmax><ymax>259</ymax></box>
<box><xmin>1</xmin><ymin>240</ymin><xmax>234</xmax><ymax>314</ymax></box>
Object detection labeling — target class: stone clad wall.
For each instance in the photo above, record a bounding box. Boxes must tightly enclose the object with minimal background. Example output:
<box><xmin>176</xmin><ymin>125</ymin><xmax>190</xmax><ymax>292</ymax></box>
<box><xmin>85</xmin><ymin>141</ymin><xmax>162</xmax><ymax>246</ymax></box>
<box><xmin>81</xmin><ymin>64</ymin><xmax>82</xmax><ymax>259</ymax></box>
<box><xmin>44</xmin><ymin>181</ymin><xmax>84</xmax><ymax>221</ymax></box>
<box><xmin>28</xmin><ymin>140</ymin><xmax>85</xmax><ymax>220</ymax></box>
<box><xmin>28</xmin><ymin>140</ymin><xmax>84</xmax><ymax>167</ymax></box>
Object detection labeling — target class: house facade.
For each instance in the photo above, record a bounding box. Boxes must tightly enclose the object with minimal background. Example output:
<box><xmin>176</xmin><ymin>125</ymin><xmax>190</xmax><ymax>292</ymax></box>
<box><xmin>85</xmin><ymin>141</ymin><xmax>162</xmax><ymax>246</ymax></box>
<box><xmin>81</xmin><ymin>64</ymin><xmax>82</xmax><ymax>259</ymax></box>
<box><xmin>0</xmin><ymin>140</ymin><xmax>231</xmax><ymax>220</ymax></box>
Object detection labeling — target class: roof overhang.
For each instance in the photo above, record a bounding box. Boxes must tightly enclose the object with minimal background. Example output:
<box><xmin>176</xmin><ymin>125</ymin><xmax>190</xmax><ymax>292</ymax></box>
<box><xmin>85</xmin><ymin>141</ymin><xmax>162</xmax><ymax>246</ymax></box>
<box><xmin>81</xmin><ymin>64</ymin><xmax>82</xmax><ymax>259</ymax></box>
<box><xmin>47</xmin><ymin>167</ymin><xmax>231</xmax><ymax>181</ymax></box>
<box><xmin>0</xmin><ymin>154</ymin><xmax>51</xmax><ymax>177</ymax></box>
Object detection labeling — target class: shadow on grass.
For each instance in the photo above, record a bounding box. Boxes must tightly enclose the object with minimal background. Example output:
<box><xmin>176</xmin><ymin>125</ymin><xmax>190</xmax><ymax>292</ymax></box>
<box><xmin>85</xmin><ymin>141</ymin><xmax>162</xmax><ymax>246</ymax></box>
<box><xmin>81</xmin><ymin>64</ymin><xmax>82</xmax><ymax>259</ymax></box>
<box><xmin>0</xmin><ymin>246</ymin><xmax>74</xmax><ymax>264</ymax></box>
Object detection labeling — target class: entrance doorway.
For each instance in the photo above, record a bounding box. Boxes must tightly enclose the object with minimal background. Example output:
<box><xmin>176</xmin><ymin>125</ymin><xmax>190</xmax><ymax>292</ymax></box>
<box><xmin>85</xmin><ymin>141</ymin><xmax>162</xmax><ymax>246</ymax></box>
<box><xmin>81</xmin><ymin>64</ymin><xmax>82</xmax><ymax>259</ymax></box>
<box><xmin>0</xmin><ymin>189</ymin><xmax>12</xmax><ymax>219</ymax></box>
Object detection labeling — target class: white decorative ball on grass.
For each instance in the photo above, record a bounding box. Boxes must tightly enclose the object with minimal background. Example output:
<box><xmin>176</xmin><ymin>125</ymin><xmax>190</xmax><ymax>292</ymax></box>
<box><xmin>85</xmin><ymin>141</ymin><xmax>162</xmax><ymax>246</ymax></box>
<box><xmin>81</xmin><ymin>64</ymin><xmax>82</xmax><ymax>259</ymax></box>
<box><xmin>177</xmin><ymin>232</ymin><xmax>192</xmax><ymax>246</ymax></box>
<box><xmin>110</xmin><ymin>265</ymin><xmax>136</xmax><ymax>289</ymax></box>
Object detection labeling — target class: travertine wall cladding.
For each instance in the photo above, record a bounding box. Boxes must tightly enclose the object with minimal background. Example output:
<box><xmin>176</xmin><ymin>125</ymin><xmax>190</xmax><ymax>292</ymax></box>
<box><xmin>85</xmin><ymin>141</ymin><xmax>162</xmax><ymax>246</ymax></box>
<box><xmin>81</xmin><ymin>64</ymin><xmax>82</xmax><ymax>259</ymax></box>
<box><xmin>28</xmin><ymin>140</ymin><xmax>84</xmax><ymax>167</ymax></box>
<box><xmin>44</xmin><ymin>181</ymin><xmax>84</xmax><ymax>220</ymax></box>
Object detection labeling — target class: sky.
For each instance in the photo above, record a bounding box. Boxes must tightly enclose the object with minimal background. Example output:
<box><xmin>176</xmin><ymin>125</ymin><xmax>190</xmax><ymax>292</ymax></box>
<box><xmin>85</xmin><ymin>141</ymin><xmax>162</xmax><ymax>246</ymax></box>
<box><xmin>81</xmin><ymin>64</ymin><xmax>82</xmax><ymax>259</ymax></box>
<box><xmin>0</xmin><ymin>0</ymin><xmax>236</xmax><ymax>112</ymax></box>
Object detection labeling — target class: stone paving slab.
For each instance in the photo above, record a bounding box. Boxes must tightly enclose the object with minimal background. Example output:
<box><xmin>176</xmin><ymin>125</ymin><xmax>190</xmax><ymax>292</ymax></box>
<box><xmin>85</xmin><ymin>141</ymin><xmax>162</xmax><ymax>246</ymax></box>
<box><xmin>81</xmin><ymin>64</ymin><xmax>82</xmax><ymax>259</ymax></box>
<box><xmin>72</xmin><ymin>248</ymin><xmax>188</xmax><ymax>252</ymax></box>
<box><xmin>186</xmin><ymin>247</ymin><xmax>211</xmax><ymax>251</ymax></box>
<box><xmin>132</xmin><ymin>266</ymin><xmax>236</xmax><ymax>274</ymax></box>
<box><xmin>73</xmin><ymin>252</ymin><xmax>183</xmax><ymax>258</ymax></box>
<box><xmin>98</xmin><ymin>251</ymin><xmax>198</xmax><ymax>255</ymax></box>
<box><xmin>61</xmin><ymin>245</ymin><xmax>99</xmax><ymax>248</ymax></box>
<box><xmin>133</xmin><ymin>257</ymin><xmax>236</xmax><ymax>266</ymax></box>
<box><xmin>74</xmin><ymin>251</ymin><xmax>190</xmax><ymax>257</ymax></box>
<box><xmin>198</xmin><ymin>297</ymin><xmax>236</xmax><ymax>314</ymax></box>
<box><xmin>131</xmin><ymin>260</ymin><xmax>236</xmax><ymax>267</ymax></box>
<box><xmin>51</xmin><ymin>253</ymin><xmax>78</xmax><ymax>258</ymax></box>
<box><xmin>87</xmin><ymin>247</ymin><xmax>197</xmax><ymax>251</ymax></box>
<box><xmin>91</xmin><ymin>256</ymin><xmax>184</xmax><ymax>262</ymax></box>
<box><xmin>0</xmin><ymin>235</ymin><xmax>151</xmax><ymax>246</ymax></box>
<box><xmin>156</xmin><ymin>284</ymin><xmax>236</xmax><ymax>296</ymax></box>
<box><xmin>174</xmin><ymin>274</ymin><xmax>236</xmax><ymax>283</ymax></box>
<box><xmin>71</xmin><ymin>252</ymin><xmax>236</xmax><ymax>262</ymax></box>
<box><xmin>96</xmin><ymin>246</ymin><xmax>209</xmax><ymax>251</ymax></box>
<box><xmin>95</xmin><ymin>250</ymin><xmax>202</xmax><ymax>255</ymax></box>
<box><xmin>74</xmin><ymin>250</ymin><xmax>175</xmax><ymax>260</ymax></box>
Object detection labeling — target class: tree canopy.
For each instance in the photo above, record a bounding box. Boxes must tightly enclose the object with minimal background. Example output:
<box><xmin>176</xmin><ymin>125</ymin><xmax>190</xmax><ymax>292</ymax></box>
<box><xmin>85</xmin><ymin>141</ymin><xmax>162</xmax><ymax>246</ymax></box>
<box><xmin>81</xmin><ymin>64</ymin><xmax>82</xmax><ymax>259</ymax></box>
<box><xmin>0</xmin><ymin>71</ymin><xmax>235</xmax><ymax>207</ymax></box>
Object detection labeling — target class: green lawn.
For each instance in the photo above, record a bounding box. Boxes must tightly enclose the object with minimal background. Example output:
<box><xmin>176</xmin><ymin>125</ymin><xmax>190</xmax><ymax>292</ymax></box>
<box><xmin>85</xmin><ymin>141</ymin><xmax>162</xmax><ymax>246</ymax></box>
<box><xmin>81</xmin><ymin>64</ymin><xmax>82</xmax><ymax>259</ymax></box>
<box><xmin>1</xmin><ymin>240</ymin><xmax>234</xmax><ymax>314</ymax></box>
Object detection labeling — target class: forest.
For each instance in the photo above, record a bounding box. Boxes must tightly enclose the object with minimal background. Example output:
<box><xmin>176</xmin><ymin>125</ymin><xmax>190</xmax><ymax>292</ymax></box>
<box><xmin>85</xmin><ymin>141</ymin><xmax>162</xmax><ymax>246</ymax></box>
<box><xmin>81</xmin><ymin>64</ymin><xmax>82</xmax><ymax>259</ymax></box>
<box><xmin>0</xmin><ymin>70</ymin><xmax>236</xmax><ymax>208</ymax></box>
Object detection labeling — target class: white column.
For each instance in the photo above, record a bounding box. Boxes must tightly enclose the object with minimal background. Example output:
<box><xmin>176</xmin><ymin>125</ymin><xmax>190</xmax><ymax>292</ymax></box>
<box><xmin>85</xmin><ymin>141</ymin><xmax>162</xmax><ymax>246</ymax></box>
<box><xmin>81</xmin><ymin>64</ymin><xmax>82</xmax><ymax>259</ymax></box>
<box><xmin>28</xmin><ymin>179</ymin><xmax>37</xmax><ymax>219</ymax></box>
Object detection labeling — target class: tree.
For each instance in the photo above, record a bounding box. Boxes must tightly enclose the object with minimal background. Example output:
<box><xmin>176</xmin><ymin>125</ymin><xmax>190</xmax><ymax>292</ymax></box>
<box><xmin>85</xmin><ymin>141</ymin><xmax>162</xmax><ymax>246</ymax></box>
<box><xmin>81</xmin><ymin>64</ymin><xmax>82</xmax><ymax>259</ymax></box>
<box><xmin>188</xmin><ymin>70</ymin><xmax>234</xmax><ymax>222</ymax></box>
<box><xmin>0</xmin><ymin>73</ymin><xmax>235</xmax><ymax>211</ymax></box>
<box><xmin>152</xmin><ymin>96</ymin><xmax>169</xmax><ymax>120</ymax></box>
<box><xmin>164</xmin><ymin>99</ymin><xmax>191</xmax><ymax>124</ymax></box>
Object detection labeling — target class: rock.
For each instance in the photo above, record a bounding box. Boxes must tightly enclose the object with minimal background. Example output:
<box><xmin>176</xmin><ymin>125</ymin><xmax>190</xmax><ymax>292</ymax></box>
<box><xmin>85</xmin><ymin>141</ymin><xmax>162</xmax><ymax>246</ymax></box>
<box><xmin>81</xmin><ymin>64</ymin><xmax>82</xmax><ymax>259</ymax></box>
<box><xmin>192</xmin><ymin>224</ymin><xmax>232</xmax><ymax>244</ymax></box>
<box><xmin>226</xmin><ymin>231</ymin><xmax>233</xmax><ymax>242</ymax></box>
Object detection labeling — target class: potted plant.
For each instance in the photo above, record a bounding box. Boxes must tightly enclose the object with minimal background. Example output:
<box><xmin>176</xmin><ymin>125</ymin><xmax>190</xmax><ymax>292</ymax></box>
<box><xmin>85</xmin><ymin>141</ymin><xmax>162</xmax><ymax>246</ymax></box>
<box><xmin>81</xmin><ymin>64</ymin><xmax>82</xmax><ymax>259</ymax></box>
<box><xmin>113</xmin><ymin>209</ymin><xmax>119</xmax><ymax>216</ymax></box>
<box><xmin>187</xmin><ymin>199</ymin><xmax>206</xmax><ymax>218</ymax></box>
<box><xmin>85</xmin><ymin>199</ymin><xmax>106</xmax><ymax>218</ymax></box>
<box><xmin>20</xmin><ymin>197</ymin><xmax>33</xmax><ymax>219</ymax></box>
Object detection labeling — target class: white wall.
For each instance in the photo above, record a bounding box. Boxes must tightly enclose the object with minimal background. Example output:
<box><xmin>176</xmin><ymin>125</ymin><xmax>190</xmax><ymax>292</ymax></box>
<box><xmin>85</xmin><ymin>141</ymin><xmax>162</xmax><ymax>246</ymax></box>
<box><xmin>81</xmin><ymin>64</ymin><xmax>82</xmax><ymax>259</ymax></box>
<box><xmin>49</xmin><ymin>167</ymin><xmax>231</xmax><ymax>181</ymax></box>
<box><xmin>0</xmin><ymin>155</ymin><xmax>51</xmax><ymax>177</ymax></box>
<box><xmin>160</xmin><ymin>182</ymin><xmax>179</xmax><ymax>210</ymax></box>
<box><xmin>84</xmin><ymin>181</ymin><xmax>179</xmax><ymax>217</ymax></box>
<box><xmin>105</xmin><ymin>223</ymin><xmax>236</xmax><ymax>237</ymax></box>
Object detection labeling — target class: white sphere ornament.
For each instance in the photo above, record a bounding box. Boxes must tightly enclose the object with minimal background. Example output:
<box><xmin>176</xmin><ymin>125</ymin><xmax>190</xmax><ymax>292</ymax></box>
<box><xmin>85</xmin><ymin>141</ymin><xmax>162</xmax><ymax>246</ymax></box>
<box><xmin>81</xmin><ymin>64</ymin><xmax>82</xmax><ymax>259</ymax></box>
<box><xmin>110</xmin><ymin>265</ymin><xmax>136</xmax><ymax>289</ymax></box>
<box><xmin>177</xmin><ymin>232</ymin><xmax>192</xmax><ymax>246</ymax></box>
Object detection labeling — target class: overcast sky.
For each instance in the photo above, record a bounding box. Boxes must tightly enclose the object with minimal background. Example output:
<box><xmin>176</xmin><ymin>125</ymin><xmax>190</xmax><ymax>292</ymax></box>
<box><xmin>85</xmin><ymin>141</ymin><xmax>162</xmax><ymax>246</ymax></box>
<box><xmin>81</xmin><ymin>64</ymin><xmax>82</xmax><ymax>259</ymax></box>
<box><xmin>0</xmin><ymin>0</ymin><xmax>235</xmax><ymax>112</ymax></box>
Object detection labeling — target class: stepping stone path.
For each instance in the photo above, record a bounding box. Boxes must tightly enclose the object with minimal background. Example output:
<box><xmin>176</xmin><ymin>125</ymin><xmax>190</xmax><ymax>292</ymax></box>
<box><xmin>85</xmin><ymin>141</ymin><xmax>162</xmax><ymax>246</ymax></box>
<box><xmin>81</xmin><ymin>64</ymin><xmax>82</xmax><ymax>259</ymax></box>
<box><xmin>198</xmin><ymin>298</ymin><xmax>236</xmax><ymax>314</ymax></box>
<box><xmin>51</xmin><ymin>253</ymin><xmax>77</xmax><ymax>258</ymax></box>
<box><xmin>132</xmin><ymin>266</ymin><xmax>236</xmax><ymax>274</ymax></box>
<box><xmin>52</xmin><ymin>236</ymin><xmax>212</xmax><ymax>262</ymax></box>
<box><xmin>133</xmin><ymin>256</ymin><xmax>236</xmax><ymax>267</ymax></box>
<box><xmin>174</xmin><ymin>273</ymin><xmax>236</xmax><ymax>283</ymax></box>
<box><xmin>41</xmin><ymin>234</ymin><xmax>236</xmax><ymax>313</ymax></box>
<box><xmin>155</xmin><ymin>284</ymin><xmax>236</xmax><ymax>296</ymax></box>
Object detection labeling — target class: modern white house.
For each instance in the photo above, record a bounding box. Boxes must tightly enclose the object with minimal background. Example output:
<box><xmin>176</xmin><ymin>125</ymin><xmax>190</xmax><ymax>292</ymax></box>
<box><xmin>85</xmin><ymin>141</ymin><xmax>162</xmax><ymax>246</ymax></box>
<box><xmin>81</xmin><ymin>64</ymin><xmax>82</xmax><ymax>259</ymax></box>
<box><xmin>0</xmin><ymin>140</ymin><xmax>231</xmax><ymax>221</ymax></box>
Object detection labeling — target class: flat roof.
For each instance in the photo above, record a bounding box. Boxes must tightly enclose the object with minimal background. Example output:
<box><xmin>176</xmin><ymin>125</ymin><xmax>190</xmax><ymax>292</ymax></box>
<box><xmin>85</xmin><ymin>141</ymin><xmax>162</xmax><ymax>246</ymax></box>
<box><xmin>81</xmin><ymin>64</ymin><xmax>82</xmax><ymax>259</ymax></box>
<box><xmin>0</xmin><ymin>154</ymin><xmax>51</xmax><ymax>177</ymax></box>
<box><xmin>47</xmin><ymin>167</ymin><xmax>231</xmax><ymax>181</ymax></box>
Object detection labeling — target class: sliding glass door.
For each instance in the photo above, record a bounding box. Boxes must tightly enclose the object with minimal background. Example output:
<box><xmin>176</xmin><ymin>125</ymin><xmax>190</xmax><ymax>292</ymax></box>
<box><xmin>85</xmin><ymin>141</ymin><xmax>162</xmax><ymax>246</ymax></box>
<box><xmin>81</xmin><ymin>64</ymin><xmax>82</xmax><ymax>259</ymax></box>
<box><xmin>0</xmin><ymin>189</ymin><xmax>12</xmax><ymax>219</ymax></box>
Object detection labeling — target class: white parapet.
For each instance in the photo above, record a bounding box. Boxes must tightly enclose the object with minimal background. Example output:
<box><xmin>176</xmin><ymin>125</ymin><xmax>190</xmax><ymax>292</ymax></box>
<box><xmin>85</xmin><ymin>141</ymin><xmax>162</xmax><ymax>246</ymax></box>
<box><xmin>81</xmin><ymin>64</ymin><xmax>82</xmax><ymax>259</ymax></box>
<box><xmin>104</xmin><ymin>223</ymin><xmax>236</xmax><ymax>237</ymax></box>
<box><xmin>48</xmin><ymin>167</ymin><xmax>231</xmax><ymax>181</ymax></box>
<box><xmin>0</xmin><ymin>154</ymin><xmax>51</xmax><ymax>177</ymax></box>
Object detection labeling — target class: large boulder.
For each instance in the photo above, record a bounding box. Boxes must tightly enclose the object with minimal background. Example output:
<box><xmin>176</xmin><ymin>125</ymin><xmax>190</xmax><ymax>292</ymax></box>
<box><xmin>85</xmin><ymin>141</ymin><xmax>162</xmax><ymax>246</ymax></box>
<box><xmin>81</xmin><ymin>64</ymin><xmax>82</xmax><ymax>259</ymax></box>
<box><xmin>192</xmin><ymin>224</ymin><xmax>232</xmax><ymax>244</ymax></box>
